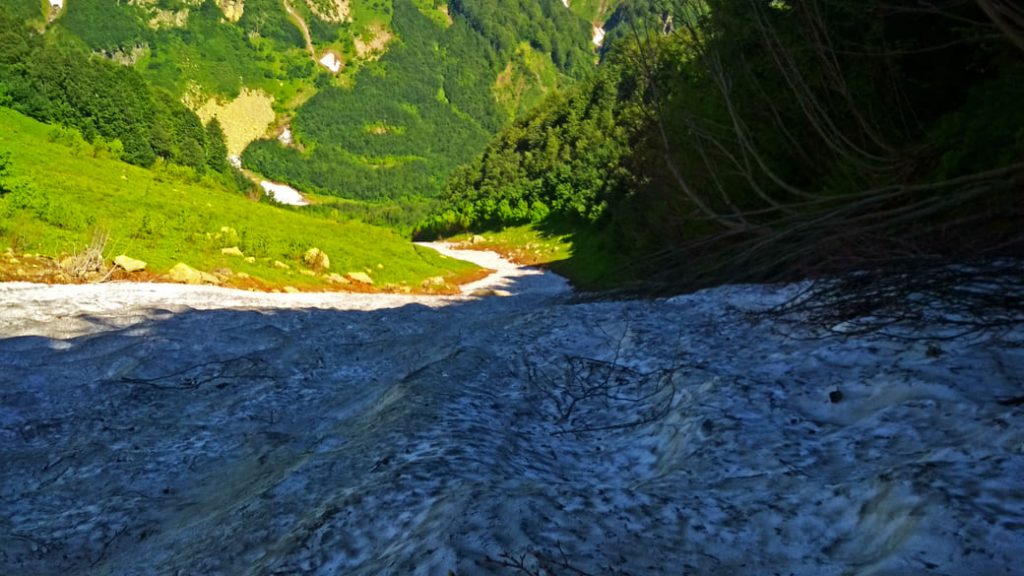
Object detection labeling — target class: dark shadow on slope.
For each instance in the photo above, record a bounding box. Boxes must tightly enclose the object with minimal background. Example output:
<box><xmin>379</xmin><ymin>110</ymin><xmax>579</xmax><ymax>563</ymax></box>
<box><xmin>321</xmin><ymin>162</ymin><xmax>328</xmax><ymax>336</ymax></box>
<box><xmin>0</xmin><ymin>273</ymin><xmax>569</xmax><ymax>575</ymax></box>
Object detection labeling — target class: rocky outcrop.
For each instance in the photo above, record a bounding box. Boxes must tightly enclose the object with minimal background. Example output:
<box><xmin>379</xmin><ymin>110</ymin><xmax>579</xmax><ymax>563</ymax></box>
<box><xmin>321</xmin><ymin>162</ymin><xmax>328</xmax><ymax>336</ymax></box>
<box><xmin>113</xmin><ymin>255</ymin><xmax>147</xmax><ymax>273</ymax></box>
<box><xmin>345</xmin><ymin>271</ymin><xmax>373</xmax><ymax>285</ymax></box>
<box><xmin>303</xmin><ymin>248</ymin><xmax>330</xmax><ymax>271</ymax></box>
<box><xmin>167</xmin><ymin>262</ymin><xmax>220</xmax><ymax>285</ymax></box>
<box><xmin>217</xmin><ymin>0</ymin><xmax>245</xmax><ymax>21</ymax></box>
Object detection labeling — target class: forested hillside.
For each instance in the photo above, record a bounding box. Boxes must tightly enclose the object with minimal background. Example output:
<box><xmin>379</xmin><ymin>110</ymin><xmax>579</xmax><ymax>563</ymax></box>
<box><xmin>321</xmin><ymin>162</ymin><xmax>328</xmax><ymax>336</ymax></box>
<box><xmin>0</xmin><ymin>8</ymin><xmax>244</xmax><ymax>189</ymax></box>
<box><xmin>424</xmin><ymin>0</ymin><xmax>1024</xmax><ymax>290</ymax></box>
<box><xmin>7</xmin><ymin>0</ymin><xmax>618</xmax><ymax>205</ymax></box>
<box><xmin>243</xmin><ymin>0</ymin><xmax>605</xmax><ymax>201</ymax></box>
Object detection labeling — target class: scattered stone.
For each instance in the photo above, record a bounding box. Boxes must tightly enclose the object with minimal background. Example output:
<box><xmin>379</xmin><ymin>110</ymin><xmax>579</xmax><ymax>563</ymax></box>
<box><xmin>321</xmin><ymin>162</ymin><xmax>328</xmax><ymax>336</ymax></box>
<box><xmin>376</xmin><ymin>263</ymin><xmax>384</xmax><ymax>269</ymax></box>
<box><xmin>168</xmin><ymin>263</ymin><xmax>204</xmax><ymax>285</ymax></box>
<box><xmin>113</xmin><ymin>255</ymin><xmax>147</xmax><ymax>273</ymax></box>
<box><xmin>303</xmin><ymin>248</ymin><xmax>330</xmax><ymax>270</ymax></box>
<box><xmin>299</xmin><ymin>269</ymin><xmax>316</xmax><ymax>277</ymax></box>
<box><xmin>325</xmin><ymin>273</ymin><xmax>350</xmax><ymax>285</ymax></box>
<box><xmin>283</xmin><ymin>286</ymin><xmax>300</xmax><ymax>294</ymax></box>
<box><xmin>235</xmin><ymin>272</ymin><xmax>250</xmax><ymax>280</ymax></box>
<box><xmin>346</xmin><ymin>272</ymin><xmax>374</xmax><ymax>285</ymax></box>
<box><xmin>221</xmin><ymin>246</ymin><xmax>244</xmax><ymax>257</ymax></box>
<box><xmin>273</xmin><ymin>260</ymin><xmax>291</xmax><ymax>270</ymax></box>
<box><xmin>470</xmin><ymin>234</ymin><xmax>486</xmax><ymax>244</ymax></box>
<box><xmin>423</xmin><ymin>276</ymin><xmax>446</xmax><ymax>287</ymax></box>
<box><xmin>165</xmin><ymin>263</ymin><xmax>221</xmax><ymax>286</ymax></box>
<box><xmin>244</xmin><ymin>257</ymin><xmax>256</xmax><ymax>264</ymax></box>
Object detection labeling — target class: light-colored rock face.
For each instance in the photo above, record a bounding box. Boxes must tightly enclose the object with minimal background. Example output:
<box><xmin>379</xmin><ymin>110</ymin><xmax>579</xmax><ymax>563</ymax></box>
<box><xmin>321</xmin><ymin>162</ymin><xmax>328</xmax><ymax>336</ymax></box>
<box><xmin>0</xmin><ymin>249</ymin><xmax>1021</xmax><ymax>575</ymax></box>
<box><xmin>194</xmin><ymin>89</ymin><xmax>275</xmax><ymax>158</ymax></box>
<box><xmin>303</xmin><ymin>0</ymin><xmax>349</xmax><ymax>23</ymax></box>
<box><xmin>220</xmin><ymin>247</ymin><xmax>244</xmax><ymax>257</ymax></box>
<box><xmin>167</xmin><ymin>262</ymin><xmax>219</xmax><ymax>285</ymax></box>
<box><xmin>303</xmin><ymin>248</ymin><xmax>330</xmax><ymax>271</ymax></box>
<box><xmin>345</xmin><ymin>271</ymin><xmax>374</xmax><ymax>285</ymax></box>
<box><xmin>217</xmin><ymin>0</ymin><xmax>245</xmax><ymax>21</ymax></box>
<box><xmin>354</xmin><ymin>24</ymin><xmax>392</xmax><ymax>59</ymax></box>
<box><xmin>148</xmin><ymin>8</ymin><xmax>190</xmax><ymax>28</ymax></box>
<box><xmin>113</xmin><ymin>255</ymin><xmax>147</xmax><ymax>273</ymax></box>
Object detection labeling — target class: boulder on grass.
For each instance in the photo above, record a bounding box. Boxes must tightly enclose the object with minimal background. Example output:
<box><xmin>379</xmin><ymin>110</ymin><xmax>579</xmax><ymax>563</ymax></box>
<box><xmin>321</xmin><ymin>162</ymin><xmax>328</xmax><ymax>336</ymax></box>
<box><xmin>168</xmin><ymin>263</ymin><xmax>221</xmax><ymax>285</ymax></box>
<box><xmin>303</xmin><ymin>247</ymin><xmax>330</xmax><ymax>270</ymax></box>
<box><xmin>168</xmin><ymin>262</ymin><xmax>203</xmax><ymax>285</ymax></box>
<box><xmin>221</xmin><ymin>246</ymin><xmax>244</xmax><ymax>257</ymax></box>
<box><xmin>113</xmin><ymin>255</ymin><xmax>147</xmax><ymax>273</ymax></box>
<box><xmin>345</xmin><ymin>271</ymin><xmax>374</xmax><ymax>285</ymax></box>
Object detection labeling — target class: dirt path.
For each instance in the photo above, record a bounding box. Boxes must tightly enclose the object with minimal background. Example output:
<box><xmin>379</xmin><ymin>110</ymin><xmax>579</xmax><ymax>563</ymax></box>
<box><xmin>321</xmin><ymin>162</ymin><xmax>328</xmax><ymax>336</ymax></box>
<box><xmin>283</xmin><ymin>0</ymin><xmax>316</xmax><ymax>61</ymax></box>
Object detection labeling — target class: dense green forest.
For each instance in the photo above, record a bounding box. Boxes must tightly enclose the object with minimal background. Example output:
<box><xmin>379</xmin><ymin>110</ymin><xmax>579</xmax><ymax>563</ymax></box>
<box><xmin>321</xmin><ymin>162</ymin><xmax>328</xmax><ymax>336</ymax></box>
<box><xmin>422</xmin><ymin>0</ymin><xmax>1024</xmax><ymax>288</ymax></box>
<box><xmin>0</xmin><ymin>8</ymin><xmax>241</xmax><ymax>188</ymax></box>
<box><xmin>20</xmin><ymin>0</ymin><xmax>620</xmax><ymax>204</ymax></box>
<box><xmin>243</xmin><ymin>0</ymin><xmax>606</xmax><ymax>202</ymax></box>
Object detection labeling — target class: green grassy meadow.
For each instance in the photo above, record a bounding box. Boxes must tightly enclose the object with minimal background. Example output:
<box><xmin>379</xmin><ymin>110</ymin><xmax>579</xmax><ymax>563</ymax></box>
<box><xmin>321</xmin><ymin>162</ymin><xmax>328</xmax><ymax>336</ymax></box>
<box><xmin>0</xmin><ymin>108</ymin><xmax>477</xmax><ymax>291</ymax></box>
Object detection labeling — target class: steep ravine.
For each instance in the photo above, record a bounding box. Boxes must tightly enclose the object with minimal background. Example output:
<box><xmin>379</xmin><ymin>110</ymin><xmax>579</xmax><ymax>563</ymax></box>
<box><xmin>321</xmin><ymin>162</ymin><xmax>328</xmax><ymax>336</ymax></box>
<box><xmin>1</xmin><ymin>247</ymin><xmax>1022</xmax><ymax>575</ymax></box>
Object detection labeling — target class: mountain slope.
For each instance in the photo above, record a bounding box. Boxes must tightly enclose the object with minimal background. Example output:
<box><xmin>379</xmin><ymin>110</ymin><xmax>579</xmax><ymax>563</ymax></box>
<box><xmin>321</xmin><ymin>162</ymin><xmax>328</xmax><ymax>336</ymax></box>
<box><xmin>24</xmin><ymin>0</ymin><xmax>610</xmax><ymax>203</ymax></box>
<box><xmin>426</xmin><ymin>0</ymin><xmax>1024</xmax><ymax>291</ymax></box>
<box><xmin>0</xmin><ymin>107</ymin><xmax>475</xmax><ymax>290</ymax></box>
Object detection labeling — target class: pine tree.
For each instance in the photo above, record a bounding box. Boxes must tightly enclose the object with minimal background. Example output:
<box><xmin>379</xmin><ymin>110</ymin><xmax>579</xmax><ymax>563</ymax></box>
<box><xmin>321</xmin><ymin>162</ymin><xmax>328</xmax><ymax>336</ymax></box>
<box><xmin>205</xmin><ymin>118</ymin><xmax>230</xmax><ymax>174</ymax></box>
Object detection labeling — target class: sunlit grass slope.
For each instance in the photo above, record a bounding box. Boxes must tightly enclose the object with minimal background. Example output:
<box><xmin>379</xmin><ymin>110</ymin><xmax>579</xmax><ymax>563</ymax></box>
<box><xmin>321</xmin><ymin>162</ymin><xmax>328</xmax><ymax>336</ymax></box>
<box><xmin>0</xmin><ymin>107</ymin><xmax>477</xmax><ymax>291</ymax></box>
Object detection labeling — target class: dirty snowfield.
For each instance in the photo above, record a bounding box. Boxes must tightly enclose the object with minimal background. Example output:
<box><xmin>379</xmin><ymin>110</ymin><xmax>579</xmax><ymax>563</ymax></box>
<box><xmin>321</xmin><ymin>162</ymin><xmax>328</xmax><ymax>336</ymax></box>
<box><xmin>1</xmin><ymin>248</ymin><xmax>1023</xmax><ymax>575</ymax></box>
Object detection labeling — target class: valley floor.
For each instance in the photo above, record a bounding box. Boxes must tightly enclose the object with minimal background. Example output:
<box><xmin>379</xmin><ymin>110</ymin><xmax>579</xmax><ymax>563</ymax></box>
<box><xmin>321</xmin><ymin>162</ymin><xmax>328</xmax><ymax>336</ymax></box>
<box><xmin>0</xmin><ymin>249</ymin><xmax>1022</xmax><ymax>575</ymax></box>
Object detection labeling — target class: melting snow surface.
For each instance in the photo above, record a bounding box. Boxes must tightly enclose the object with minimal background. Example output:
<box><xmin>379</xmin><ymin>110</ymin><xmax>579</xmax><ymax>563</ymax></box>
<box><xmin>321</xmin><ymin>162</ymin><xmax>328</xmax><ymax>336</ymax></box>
<box><xmin>593</xmin><ymin>25</ymin><xmax>606</xmax><ymax>47</ymax></box>
<box><xmin>48</xmin><ymin>0</ymin><xmax>63</xmax><ymax>8</ymax></box>
<box><xmin>278</xmin><ymin>126</ymin><xmax>293</xmax><ymax>146</ymax></box>
<box><xmin>260</xmin><ymin>180</ymin><xmax>309</xmax><ymax>206</ymax></box>
<box><xmin>1</xmin><ymin>260</ymin><xmax>1022</xmax><ymax>575</ymax></box>
<box><xmin>318</xmin><ymin>52</ymin><xmax>341</xmax><ymax>73</ymax></box>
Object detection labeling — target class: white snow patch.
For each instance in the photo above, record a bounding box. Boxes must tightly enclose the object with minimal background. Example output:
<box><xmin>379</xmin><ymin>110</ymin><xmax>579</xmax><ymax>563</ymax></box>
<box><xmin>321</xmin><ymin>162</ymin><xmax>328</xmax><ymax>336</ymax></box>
<box><xmin>227</xmin><ymin>155</ymin><xmax>242</xmax><ymax>169</ymax></box>
<box><xmin>417</xmin><ymin>242</ymin><xmax>569</xmax><ymax>297</ymax></box>
<box><xmin>318</xmin><ymin>52</ymin><xmax>341</xmax><ymax>73</ymax></box>
<box><xmin>592</xmin><ymin>25</ymin><xmax>606</xmax><ymax>47</ymax></box>
<box><xmin>260</xmin><ymin>180</ymin><xmax>310</xmax><ymax>206</ymax></box>
<box><xmin>1</xmin><ymin>271</ymin><xmax>1022</xmax><ymax>575</ymax></box>
<box><xmin>278</xmin><ymin>126</ymin><xmax>293</xmax><ymax>146</ymax></box>
<box><xmin>561</xmin><ymin>0</ymin><xmax>570</xmax><ymax>8</ymax></box>
<box><xmin>48</xmin><ymin>0</ymin><xmax>64</xmax><ymax>8</ymax></box>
